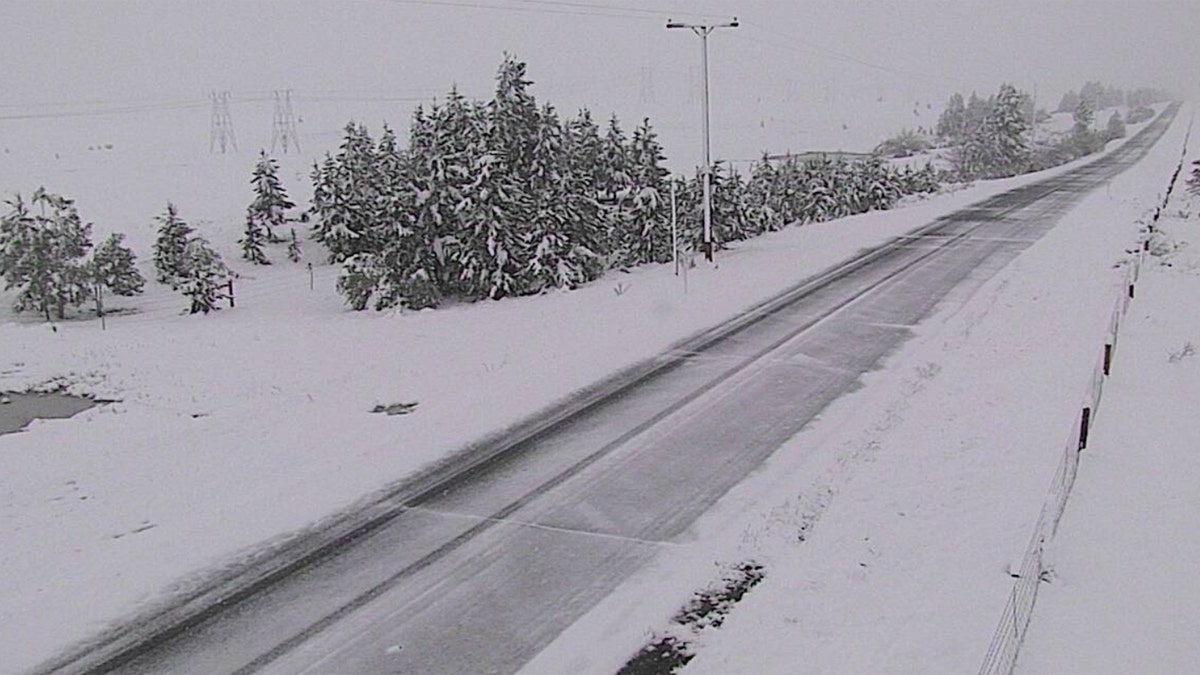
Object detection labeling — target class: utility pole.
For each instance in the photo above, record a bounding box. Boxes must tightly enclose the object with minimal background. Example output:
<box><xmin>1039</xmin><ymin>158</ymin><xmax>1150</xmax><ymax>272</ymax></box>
<box><xmin>1030</xmin><ymin>82</ymin><xmax>1039</xmax><ymax>145</ymax></box>
<box><xmin>667</xmin><ymin>16</ymin><xmax>738</xmax><ymax>263</ymax></box>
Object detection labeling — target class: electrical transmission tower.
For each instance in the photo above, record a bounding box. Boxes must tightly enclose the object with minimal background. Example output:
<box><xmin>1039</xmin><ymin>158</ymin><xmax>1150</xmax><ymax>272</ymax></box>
<box><xmin>271</xmin><ymin>89</ymin><xmax>301</xmax><ymax>154</ymax></box>
<box><xmin>209</xmin><ymin>91</ymin><xmax>237</xmax><ymax>153</ymax></box>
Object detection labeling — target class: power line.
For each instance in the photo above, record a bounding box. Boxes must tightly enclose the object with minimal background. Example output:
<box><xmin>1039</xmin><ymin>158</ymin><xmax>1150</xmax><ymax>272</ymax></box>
<box><xmin>731</xmin><ymin>19</ymin><xmax>976</xmax><ymax>91</ymax></box>
<box><xmin>0</xmin><ymin>100</ymin><xmax>208</xmax><ymax>121</ymax></box>
<box><xmin>377</xmin><ymin>0</ymin><xmax>663</xmax><ymax>20</ymax></box>
<box><xmin>507</xmin><ymin>0</ymin><xmax>720</xmax><ymax>21</ymax></box>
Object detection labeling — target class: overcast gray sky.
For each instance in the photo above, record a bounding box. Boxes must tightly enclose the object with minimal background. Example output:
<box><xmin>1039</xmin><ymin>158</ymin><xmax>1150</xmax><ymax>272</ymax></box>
<box><xmin>2</xmin><ymin>0</ymin><xmax>1197</xmax><ymax>166</ymax></box>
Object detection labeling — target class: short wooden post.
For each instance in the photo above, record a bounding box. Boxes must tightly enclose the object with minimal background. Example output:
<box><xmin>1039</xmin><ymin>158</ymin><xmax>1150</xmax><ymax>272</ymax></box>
<box><xmin>95</xmin><ymin>283</ymin><xmax>106</xmax><ymax>331</ymax></box>
<box><xmin>1103</xmin><ymin>343</ymin><xmax>1113</xmax><ymax>376</ymax></box>
<box><xmin>308</xmin><ymin>262</ymin><xmax>314</xmax><ymax>291</ymax></box>
<box><xmin>228</xmin><ymin>279</ymin><xmax>235</xmax><ymax>308</ymax></box>
<box><xmin>1078</xmin><ymin>407</ymin><xmax>1092</xmax><ymax>451</ymax></box>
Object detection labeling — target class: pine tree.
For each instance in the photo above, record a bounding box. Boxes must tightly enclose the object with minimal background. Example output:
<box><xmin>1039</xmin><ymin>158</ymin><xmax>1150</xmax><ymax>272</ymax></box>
<box><xmin>936</xmin><ymin>92</ymin><xmax>967</xmax><ymax>144</ymax></box>
<box><xmin>747</xmin><ymin>154</ymin><xmax>784</xmax><ymax>231</ymax></box>
<box><xmin>490</xmin><ymin>54</ymin><xmax>540</xmax><ymax>183</ymax></box>
<box><xmin>286</xmin><ymin>228</ymin><xmax>302</xmax><ymax>262</ymax></box>
<box><xmin>152</xmin><ymin>202</ymin><xmax>193</xmax><ymax>286</ymax></box>
<box><xmin>1187</xmin><ymin>160</ymin><xmax>1200</xmax><ymax>197</ymax></box>
<box><xmin>523</xmin><ymin>103</ymin><xmax>572</xmax><ymax>292</ymax></box>
<box><xmin>625</xmin><ymin>117</ymin><xmax>671</xmax><ymax>264</ymax></box>
<box><xmin>984</xmin><ymin>84</ymin><xmax>1031</xmax><ymax>177</ymax></box>
<box><xmin>177</xmin><ymin>236</ymin><xmax>230</xmax><ymax>314</ymax></box>
<box><xmin>564</xmin><ymin>108</ymin><xmax>607</xmax><ymax>275</ymax></box>
<box><xmin>456</xmin><ymin>145</ymin><xmax>527</xmax><ymax>300</ymax></box>
<box><xmin>1057</xmin><ymin>90</ymin><xmax>1081</xmax><ymax>114</ymax></box>
<box><xmin>91</xmin><ymin>232</ymin><xmax>145</xmax><ymax>296</ymax></box>
<box><xmin>1069</xmin><ymin>97</ymin><xmax>1104</xmax><ymax>157</ymax></box>
<box><xmin>309</xmin><ymin>122</ymin><xmax>386</xmax><ymax>262</ymax></box>
<box><xmin>409</xmin><ymin>90</ymin><xmax>486</xmax><ymax>298</ymax></box>
<box><xmin>336</xmin><ymin>252</ymin><xmax>382</xmax><ymax>311</ymax></box>
<box><xmin>0</xmin><ymin>189</ymin><xmax>93</xmax><ymax>320</ymax></box>
<box><xmin>239</xmin><ymin>211</ymin><xmax>270</xmax><ymax>265</ymax></box>
<box><xmin>598</xmin><ymin>114</ymin><xmax>633</xmax><ymax>266</ymax></box>
<box><xmin>248</xmin><ymin>150</ymin><xmax>294</xmax><ymax>244</ymax></box>
<box><xmin>952</xmin><ymin>84</ymin><xmax>1030</xmax><ymax>179</ymax></box>
<box><xmin>1105</xmin><ymin>111</ymin><xmax>1127</xmax><ymax>141</ymax></box>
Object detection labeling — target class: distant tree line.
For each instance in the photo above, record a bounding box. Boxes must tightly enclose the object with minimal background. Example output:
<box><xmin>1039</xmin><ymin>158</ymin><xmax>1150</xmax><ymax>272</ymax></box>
<box><xmin>309</xmin><ymin>55</ymin><xmax>945</xmax><ymax>311</ymax></box>
<box><xmin>0</xmin><ymin>55</ymin><xmax>954</xmax><ymax>320</ymax></box>
<box><xmin>934</xmin><ymin>81</ymin><xmax>1168</xmax><ymax>181</ymax></box>
<box><xmin>1054</xmin><ymin>82</ymin><xmax>1169</xmax><ymax>116</ymax></box>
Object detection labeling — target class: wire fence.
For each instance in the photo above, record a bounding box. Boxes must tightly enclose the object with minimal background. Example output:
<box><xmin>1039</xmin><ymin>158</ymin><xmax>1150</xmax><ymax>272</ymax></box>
<box><xmin>977</xmin><ymin>249</ymin><xmax>1140</xmax><ymax>675</ymax></box>
<box><xmin>979</xmin><ymin>117</ymin><xmax>1191</xmax><ymax>673</ymax></box>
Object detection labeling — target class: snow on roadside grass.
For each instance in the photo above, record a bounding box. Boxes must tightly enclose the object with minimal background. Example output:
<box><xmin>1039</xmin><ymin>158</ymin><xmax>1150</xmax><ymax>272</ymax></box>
<box><xmin>0</xmin><ymin>116</ymin><xmax>1166</xmax><ymax>672</ymax></box>
<box><xmin>0</xmin><ymin>177</ymin><xmax>1039</xmax><ymax>673</ymax></box>
<box><xmin>520</xmin><ymin>111</ymin><xmax>1192</xmax><ymax>675</ymax></box>
<box><xmin>1016</xmin><ymin>162</ymin><xmax>1200</xmax><ymax>674</ymax></box>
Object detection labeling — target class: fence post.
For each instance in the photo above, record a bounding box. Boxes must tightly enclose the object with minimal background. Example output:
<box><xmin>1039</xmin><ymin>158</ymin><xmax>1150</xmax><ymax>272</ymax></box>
<box><xmin>1103</xmin><ymin>343</ymin><xmax>1113</xmax><ymax>376</ymax></box>
<box><xmin>1078</xmin><ymin>407</ymin><xmax>1092</xmax><ymax>451</ymax></box>
<box><xmin>228</xmin><ymin>279</ymin><xmax>235</xmax><ymax>308</ymax></box>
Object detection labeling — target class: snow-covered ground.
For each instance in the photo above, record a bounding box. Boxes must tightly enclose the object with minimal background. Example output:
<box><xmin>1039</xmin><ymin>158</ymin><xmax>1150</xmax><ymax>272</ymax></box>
<box><xmin>521</xmin><ymin>111</ymin><xmax>1194</xmax><ymax>674</ymax></box>
<box><xmin>1017</xmin><ymin>152</ymin><xmax>1200</xmax><ymax>674</ymax></box>
<box><xmin>0</xmin><ymin>101</ymin><xmax>1179</xmax><ymax>674</ymax></box>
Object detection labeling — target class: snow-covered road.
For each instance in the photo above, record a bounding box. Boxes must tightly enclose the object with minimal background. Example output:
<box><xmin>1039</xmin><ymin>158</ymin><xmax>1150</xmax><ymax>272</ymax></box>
<box><xmin>37</xmin><ymin>108</ymin><xmax>1181</xmax><ymax>674</ymax></box>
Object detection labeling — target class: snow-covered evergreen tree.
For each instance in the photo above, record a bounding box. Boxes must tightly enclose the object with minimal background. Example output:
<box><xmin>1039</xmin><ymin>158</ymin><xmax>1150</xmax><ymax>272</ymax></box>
<box><xmin>1057</xmin><ymin>90</ymin><xmax>1081</xmax><ymax>114</ymax></box>
<box><xmin>983</xmin><ymin>84</ymin><xmax>1030</xmax><ymax>177</ymax></box>
<box><xmin>936</xmin><ymin>92</ymin><xmax>968</xmax><ymax>144</ymax></box>
<box><xmin>624</xmin><ymin>117</ymin><xmax>671</xmax><ymax>265</ymax></box>
<box><xmin>564</xmin><ymin>108</ymin><xmax>607</xmax><ymax>273</ymax></box>
<box><xmin>1068</xmin><ymin>97</ymin><xmax>1104</xmax><ymax>157</ymax></box>
<box><xmin>456</xmin><ymin>146</ymin><xmax>527</xmax><ymax>300</ymax></box>
<box><xmin>1187</xmin><ymin>160</ymin><xmax>1200</xmax><ymax>197</ymax></box>
<box><xmin>489</xmin><ymin>54</ymin><xmax>540</xmax><ymax>184</ymax></box>
<box><xmin>239</xmin><ymin>211</ymin><xmax>270</xmax><ymax>265</ymax></box>
<box><xmin>522</xmin><ymin>103</ymin><xmax>598</xmax><ymax>293</ymax></box>
<box><xmin>1105</xmin><ymin>111</ymin><xmax>1127</xmax><ymax>141</ymax></box>
<box><xmin>152</xmin><ymin>202</ymin><xmax>193</xmax><ymax>287</ymax></box>
<box><xmin>286</xmin><ymin>228</ymin><xmax>302</xmax><ymax>262</ymax></box>
<box><xmin>747</xmin><ymin>154</ymin><xmax>784</xmax><ymax>231</ymax></box>
<box><xmin>597</xmin><ymin>114</ymin><xmax>633</xmax><ymax>265</ymax></box>
<box><xmin>417</xmin><ymin>89</ymin><xmax>481</xmax><ymax>295</ymax></box>
<box><xmin>248</xmin><ymin>150</ymin><xmax>294</xmax><ymax>244</ymax></box>
<box><xmin>177</xmin><ymin>236</ymin><xmax>230</xmax><ymax>314</ymax></box>
<box><xmin>0</xmin><ymin>188</ymin><xmax>93</xmax><ymax>320</ymax></box>
<box><xmin>952</xmin><ymin>84</ymin><xmax>1029</xmax><ymax>179</ymax></box>
<box><xmin>309</xmin><ymin>122</ymin><xmax>386</xmax><ymax>262</ymax></box>
<box><xmin>91</xmin><ymin>232</ymin><xmax>145</xmax><ymax>297</ymax></box>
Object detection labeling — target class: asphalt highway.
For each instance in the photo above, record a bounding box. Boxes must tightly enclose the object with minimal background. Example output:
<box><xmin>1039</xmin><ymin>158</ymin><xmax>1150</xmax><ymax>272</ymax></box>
<box><xmin>48</xmin><ymin>104</ymin><xmax>1177</xmax><ymax>675</ymax></box>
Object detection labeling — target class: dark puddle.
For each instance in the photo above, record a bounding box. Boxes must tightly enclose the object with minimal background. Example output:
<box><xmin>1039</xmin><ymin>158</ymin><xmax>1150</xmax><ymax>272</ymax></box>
<box><xmin>0</xmin><ymin>392</ymin><xmax>101</xmax><ymax>436</ymax></box>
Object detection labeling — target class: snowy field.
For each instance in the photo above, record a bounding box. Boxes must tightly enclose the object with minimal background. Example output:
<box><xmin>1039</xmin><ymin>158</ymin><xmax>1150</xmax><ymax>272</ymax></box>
<box><xmin>1018</xmin><ymin>147</ymin><xmax>1200</xmax><ymax>673</ymax></box>
<box><xmin>0</xmin><ymin>100</ymin><xmax>1181</xmax><ymax>674</ymax></box>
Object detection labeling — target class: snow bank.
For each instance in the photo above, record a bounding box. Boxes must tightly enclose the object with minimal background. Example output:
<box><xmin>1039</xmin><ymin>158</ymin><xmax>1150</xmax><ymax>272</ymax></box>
<box><xmin>1017</xmin><ymin>139</ymin><xmax>1200</xmax><ymax>674</ymax></box>
<box><xmin>522</xmin><ymin>109</ymin><xmax>1192</xmax><ymax>674</ymax></box>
